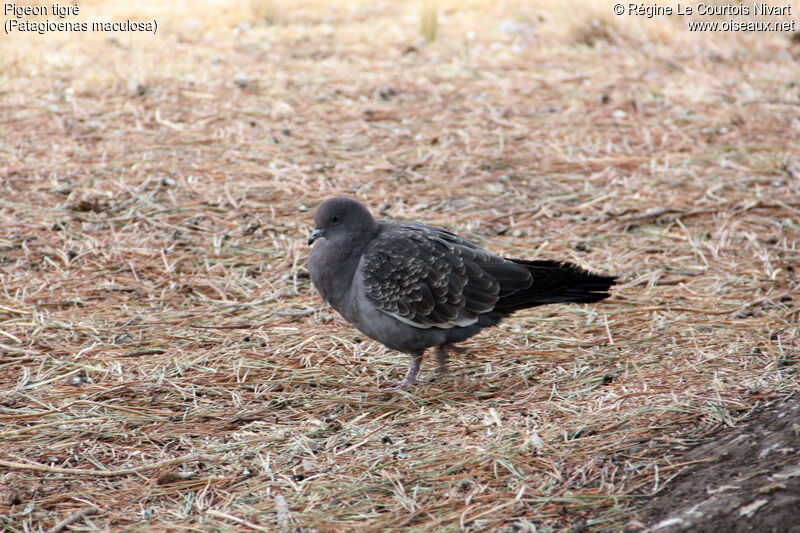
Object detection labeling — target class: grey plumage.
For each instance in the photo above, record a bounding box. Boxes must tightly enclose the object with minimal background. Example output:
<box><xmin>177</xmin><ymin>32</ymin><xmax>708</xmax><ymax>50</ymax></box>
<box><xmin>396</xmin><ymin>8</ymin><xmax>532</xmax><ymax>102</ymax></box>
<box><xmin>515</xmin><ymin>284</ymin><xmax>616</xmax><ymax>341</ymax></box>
<box><xmin>308</xmin><ymin>197</ymin><xmax>616</xmax><ymax>389</ymax></box>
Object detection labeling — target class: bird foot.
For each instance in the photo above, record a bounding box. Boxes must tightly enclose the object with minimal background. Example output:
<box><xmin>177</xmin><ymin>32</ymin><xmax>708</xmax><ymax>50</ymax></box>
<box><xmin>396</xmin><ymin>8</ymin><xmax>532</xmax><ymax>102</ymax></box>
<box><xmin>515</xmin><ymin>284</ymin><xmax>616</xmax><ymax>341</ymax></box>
<box><xmin>381</xmin><ymin>354</ymin><xmax>423</xmax><ymax>391</ymax></box>
<box><xmin>380</xmin><ymin>378</ymin><xmax>418</xmax><ymax>391</ymax></box>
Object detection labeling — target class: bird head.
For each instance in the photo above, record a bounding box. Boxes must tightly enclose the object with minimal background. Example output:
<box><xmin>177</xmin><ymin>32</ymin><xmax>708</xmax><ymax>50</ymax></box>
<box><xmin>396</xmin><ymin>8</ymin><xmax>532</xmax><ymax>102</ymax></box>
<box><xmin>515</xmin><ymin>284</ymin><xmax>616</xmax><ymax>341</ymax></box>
<box><xmin>308</xmin><ymin>197</ymin><xmax>377</xmax><ymax>246</ymax></box>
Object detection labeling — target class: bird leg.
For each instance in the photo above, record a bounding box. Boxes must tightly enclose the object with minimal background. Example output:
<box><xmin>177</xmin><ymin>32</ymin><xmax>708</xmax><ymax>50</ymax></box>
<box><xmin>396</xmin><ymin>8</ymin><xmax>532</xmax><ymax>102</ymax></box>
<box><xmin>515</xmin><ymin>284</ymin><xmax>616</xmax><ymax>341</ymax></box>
<box><xmin>381</xmin><ymin>353</ymin><xmax>423</xmax><ymax>391</ymax></box>
<box><xmin>435</xmin><ymin>343</ymin><xmax>466</xmax><ymax>377</ymax></box>
<box><xmin>382</xmin><ymin>345</ymin><xmax>466</xmax><ymax>390</ymax></box>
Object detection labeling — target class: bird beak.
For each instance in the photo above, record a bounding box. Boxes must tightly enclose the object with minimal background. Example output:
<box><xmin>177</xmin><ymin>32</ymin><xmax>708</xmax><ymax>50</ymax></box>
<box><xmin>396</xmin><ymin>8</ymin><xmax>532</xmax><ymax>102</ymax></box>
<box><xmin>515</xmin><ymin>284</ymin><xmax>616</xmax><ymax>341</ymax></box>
<box><xmin>308</xmin><ymin>228</ymin><xmax>323</xmax><ymax>246</ymax></box>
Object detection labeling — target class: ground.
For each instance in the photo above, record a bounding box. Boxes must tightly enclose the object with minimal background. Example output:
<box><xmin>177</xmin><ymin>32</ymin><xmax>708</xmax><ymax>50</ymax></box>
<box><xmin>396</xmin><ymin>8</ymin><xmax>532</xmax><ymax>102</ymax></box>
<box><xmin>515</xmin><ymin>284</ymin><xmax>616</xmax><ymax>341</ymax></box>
<box><xmin>1</xmin><ymin>1</ymin><xmax>799</xmax><ymax>532</ymax></box>
<box><xmin>635</xmin><ymin>396</ymin><xmax>800</xmax><ymax>532</ymax></box>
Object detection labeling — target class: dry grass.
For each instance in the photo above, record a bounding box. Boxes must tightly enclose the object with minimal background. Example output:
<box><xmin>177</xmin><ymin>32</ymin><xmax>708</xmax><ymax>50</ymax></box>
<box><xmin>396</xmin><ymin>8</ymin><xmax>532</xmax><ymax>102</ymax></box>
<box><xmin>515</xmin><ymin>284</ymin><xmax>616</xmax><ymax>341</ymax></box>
<box><xmin>1</xmin><ymin>1</ymin><xmax>799</xmax><ymax>531</ymax></box>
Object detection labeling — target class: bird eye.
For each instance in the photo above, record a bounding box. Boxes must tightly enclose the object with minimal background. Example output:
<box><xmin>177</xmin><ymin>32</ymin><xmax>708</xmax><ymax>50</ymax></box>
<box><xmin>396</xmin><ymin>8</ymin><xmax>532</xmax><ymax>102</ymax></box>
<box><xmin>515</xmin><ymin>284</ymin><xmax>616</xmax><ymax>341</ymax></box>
<box><xmin>331</xmin><ymin>215</ymin><xmax>340</xmax><ymax>223</ymax></box>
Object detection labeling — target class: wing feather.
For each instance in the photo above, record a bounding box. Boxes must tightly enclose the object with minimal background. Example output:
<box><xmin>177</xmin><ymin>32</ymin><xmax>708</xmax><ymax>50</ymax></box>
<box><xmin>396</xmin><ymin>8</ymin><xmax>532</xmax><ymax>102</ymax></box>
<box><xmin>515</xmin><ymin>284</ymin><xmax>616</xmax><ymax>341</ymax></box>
<box><xmin>360</xmin><ymin>222</ymin><xmax>529</xmax><ymax>329</ymax></box>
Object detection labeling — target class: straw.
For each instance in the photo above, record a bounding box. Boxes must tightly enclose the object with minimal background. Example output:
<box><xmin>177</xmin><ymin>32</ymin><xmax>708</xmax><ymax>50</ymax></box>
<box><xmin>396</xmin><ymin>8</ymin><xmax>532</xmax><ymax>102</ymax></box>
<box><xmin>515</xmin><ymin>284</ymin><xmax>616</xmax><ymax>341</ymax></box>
<box><xmin>1</xmin><ymin>1</ymin><xmax>798</xmax><ymax>531</ymax></box>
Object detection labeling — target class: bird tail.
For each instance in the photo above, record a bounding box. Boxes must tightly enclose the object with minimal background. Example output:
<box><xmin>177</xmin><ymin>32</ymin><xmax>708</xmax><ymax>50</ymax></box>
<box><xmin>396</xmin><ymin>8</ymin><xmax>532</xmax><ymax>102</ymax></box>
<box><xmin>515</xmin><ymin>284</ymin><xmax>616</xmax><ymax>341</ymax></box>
<box><xmin>494</xmin><ymin>260</ymin><xmax>616</xmax><ymax>312</ymax></box>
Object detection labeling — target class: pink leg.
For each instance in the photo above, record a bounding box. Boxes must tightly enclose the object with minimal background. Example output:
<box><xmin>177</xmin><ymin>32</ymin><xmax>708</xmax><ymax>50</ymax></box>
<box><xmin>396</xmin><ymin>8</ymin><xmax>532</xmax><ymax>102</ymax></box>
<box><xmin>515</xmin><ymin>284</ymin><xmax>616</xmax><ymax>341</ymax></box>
<box><xmin>381</xmin><ymin>354</ymin><xmax>423</xmax><ymax>391</ymax></box>
<box><xmin>435</xmin><ymin>344</ymin><xmax>466</xmax><ymax>377</ymax></box>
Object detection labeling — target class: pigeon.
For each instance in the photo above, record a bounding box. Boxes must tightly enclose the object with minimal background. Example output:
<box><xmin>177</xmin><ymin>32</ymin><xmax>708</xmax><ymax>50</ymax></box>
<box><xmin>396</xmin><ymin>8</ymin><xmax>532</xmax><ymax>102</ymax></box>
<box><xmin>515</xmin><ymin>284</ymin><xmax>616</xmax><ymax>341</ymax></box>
<box><xmin>307</xmin><ymin>197</ymin><xmax>616</xmax><ymax>390</ymax></box>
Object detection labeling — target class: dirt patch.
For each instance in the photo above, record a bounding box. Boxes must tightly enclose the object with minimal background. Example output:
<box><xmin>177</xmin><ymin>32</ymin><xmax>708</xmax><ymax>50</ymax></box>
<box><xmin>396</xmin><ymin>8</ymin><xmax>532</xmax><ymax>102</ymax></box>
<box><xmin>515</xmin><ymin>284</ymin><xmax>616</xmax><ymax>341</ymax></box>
<box><xmin>634</xmin><ymin>396</ymin><xmax>800</xmax><ymax>532</ymax></box>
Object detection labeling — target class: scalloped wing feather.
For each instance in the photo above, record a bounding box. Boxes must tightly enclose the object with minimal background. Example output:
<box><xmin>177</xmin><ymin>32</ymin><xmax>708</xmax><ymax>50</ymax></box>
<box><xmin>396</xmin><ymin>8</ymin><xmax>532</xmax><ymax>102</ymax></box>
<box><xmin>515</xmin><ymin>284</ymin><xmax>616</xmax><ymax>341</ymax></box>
<box><xmin>361</xmin><ymin>223</ymin><xmax>530</xmax><ymax>329</ymax></box>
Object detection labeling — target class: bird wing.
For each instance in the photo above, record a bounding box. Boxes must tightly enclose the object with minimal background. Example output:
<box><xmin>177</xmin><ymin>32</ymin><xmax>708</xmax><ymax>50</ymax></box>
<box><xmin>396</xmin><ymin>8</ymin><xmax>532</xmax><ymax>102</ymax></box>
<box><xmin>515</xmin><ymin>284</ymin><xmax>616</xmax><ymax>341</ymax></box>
<box><xmin>360</xmin><ymin>223</ymin><xmax>532</xmax><ymax>329</ymax></box>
